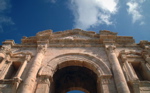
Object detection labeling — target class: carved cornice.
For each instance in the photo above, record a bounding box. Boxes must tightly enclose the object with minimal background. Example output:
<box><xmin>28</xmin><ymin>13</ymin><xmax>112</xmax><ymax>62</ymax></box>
<box><xmin>10</xmin><ymin>52</ymin><xmax>32</xmax><ymax>58</ymax></box>
<box><xmin>140</xmin><ymin>40</ymin><xmax>150</xmax><ymax>49</ymax></box>
<box><xmin>119</xmin><ymin>50</ymin><xmax>141</xmax><ymax>56</ymax></box>
<box><xmin>20</xmin><ymin>29</ymin><xmax>135</xmax><ymax>46</ymax></box>
<box><xmin>119</xmin><ymin>50</ymin><xmax>147</xmax><ymax>64</ymax></box>
<box><xmin>4</xmin><ymin>52</ymin><xmax>33</xmax><ymax>63</ymax></box>
<box><xmin>2</xmin><ymin>40</ymin><xmax>15</xmax><ymax>46</ymax></box>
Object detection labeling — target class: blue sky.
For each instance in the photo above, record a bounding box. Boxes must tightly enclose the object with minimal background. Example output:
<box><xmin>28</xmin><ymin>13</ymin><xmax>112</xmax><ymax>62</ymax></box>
<box><xmin>0</xmin><ymin>0</ymin><xmax>149</xmax><ymax>92</ymax></box>
<box><xmin>0</xmin><ymin>0</ymin><xmax>150</xmax><ymax>45</ymax></box>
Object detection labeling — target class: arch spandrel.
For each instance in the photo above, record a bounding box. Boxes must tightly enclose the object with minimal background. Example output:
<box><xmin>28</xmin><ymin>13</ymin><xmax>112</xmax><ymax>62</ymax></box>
<box><xmin>39</xmin><ymin>53</ymin><xmax>112</xmax><ymax>77</ymax></box>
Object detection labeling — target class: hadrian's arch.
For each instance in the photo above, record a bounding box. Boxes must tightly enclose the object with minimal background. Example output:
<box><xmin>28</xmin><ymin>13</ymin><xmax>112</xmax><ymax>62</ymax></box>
<box><xmin>1</xmin><ymin>29</ymin><xmax>150</xmax><ymax>93</ymax></box>
<box><xmin>38</xmin><ymin>53</ymin><xmax>112</xmax><ymax>93</ymax></box>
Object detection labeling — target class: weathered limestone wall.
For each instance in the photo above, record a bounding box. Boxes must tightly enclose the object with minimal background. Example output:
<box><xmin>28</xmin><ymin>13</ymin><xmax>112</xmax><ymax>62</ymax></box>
<box><xmin>0</xmin><ymin>29</ymin><xmax>150</xmax><ymax>93</ymax></box>
<box><xmin>43</xmin><ymin>47</ymin><xmax>110</xmax><ymax>67</ymax></box>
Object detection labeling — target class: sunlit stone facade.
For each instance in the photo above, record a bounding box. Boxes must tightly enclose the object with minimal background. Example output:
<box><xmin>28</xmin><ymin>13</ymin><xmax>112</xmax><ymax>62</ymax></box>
<box><xmin>0</xmin><ymin>29</ymin><xmax>150</xmax><ymax>93</ymax></box>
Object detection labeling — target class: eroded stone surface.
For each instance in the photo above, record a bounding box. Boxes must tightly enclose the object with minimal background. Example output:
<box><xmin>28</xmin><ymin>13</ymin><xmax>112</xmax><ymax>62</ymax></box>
<box><xmin>0</xmin><ymin>29</ymin><xmax>150</xmax><ymax>93</ymax></box>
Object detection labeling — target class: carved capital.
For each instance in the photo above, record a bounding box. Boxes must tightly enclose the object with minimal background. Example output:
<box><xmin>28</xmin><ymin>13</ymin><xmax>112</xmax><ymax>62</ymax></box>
<box><xmin>140</xmin><ymin>40</ymin><xmax>149</xmax><ymax>49</ymax></box>
<box><xmin>0</xmin><ymin>45</ymin><xmax>11</xmax><ymax>54</ymax></box>
<box><xmin>119</xmin><ymin>50</ymin><xmax>127</xmax><ymax>62</ymax></box>
<box><xmin>25</xmin><ymin>54</ymin><xmax>31</xmax><ymax>61</ymax></box>
<box><xmin>37</xmin><ymin>44</ymin><xmax>47</xmax><ymax>54</ymax></box>
<box><xmin>141</xmin><ymin>50</ymin><xmax>150</xmax><ymax>63</ymax></box>
<box><xmin>121</xmin><ymin>55</ymin><xmax>128</xmax><ymax>62</ymax></box>
<box><xmin>105</xmin><ymin>45</ymin><xmax>116</xmax><ymax>53</ymax></box>
<box><xmin>5</xmin><ymin>54</ymin><xmax>10</xmax><ymax>61</ymax></box>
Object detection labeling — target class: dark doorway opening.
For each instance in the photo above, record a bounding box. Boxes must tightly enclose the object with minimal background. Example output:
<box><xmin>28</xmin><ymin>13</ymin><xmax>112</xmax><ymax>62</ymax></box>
<box><xmin>52</xmin><ymin>66</ymin><xmax>97</xmax><ymax>93</ymax></box>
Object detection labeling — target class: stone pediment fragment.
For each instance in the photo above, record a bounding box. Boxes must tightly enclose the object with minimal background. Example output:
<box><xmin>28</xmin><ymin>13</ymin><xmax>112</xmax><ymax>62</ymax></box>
<box><xmin>53</xmin><ymin>34</ymin><xmax>96</xmax><ymax>40</ymax></box>
<box><xmin>50</xmin><ymin>29</ymin><xmax>99</xmax><ymax>40</ymax></box>
<box><xmin>20</xmin><ymin>29</ymin><xmax>135</xmax><ymax>45</ymax></box>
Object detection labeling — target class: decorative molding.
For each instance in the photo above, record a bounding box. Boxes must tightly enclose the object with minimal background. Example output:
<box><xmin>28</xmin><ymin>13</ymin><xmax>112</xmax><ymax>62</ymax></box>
<box><xmin>140</xmin><ymin>40</ymin><xmax>150</xmax><ymax>49</ymax></box>
<box><xmin>47</xmin><ymin>53</ymin><xmax>112</xmax><ymax>76</ymax></box>
<box><xmin>20</xmin><ymin>29</ymin><xmax>135</xmax><ymax>46</ymax></box>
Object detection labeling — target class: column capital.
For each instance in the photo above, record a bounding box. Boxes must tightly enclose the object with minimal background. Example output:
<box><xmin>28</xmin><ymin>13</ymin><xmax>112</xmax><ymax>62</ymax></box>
<box><xmin>5</xmin><ymin>54</ymin><xmax>11</xmax><ymax>60</ymax></box>
<box><xmin>25</xmin><ymin>54</ymin><xmax>31</xmax><ymax>62</ymax></box>
<box><xmin>37</xmin><ymin>44</ymin><xmax>47</xmax><ymax>54</ymax></box>
<box><xmin>0</xmin><ymin>45</ymin><xmax>11</xmax><ymax>59</ymax></box>
<box><xmin>121</xmin><ymin>55</ymin><xmax>128</xmax><ymax>63</ymax></box>
<box><xmin>105</xmin><ymin>45</ymin><xmax>116</xmax><ymax>53</ymax></box>
<box><xmin>0</xmin><ymin>45</ymin><xmax>11</xmax><ymax>53</ymax></box>
<box><xmin>37</xmin><ymin>40</ymin><xmax>48</xmax><ymax>54</ymax></box>
<box><xmin>141</xmin><ymin>50</ymin><xmax>150</xmax><ymax>63</ymax></box>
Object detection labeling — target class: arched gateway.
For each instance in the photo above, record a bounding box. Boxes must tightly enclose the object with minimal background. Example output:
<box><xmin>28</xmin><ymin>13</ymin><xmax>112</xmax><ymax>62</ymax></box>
<box><xmin>38</xmin><ymin>53</ymin><xmax>112</xmax><ymax>93</ymax></box>
<box><xmin>1</xmin><ymin>29</ymin><xmax>149</xmax><ymax>93</ymax></box>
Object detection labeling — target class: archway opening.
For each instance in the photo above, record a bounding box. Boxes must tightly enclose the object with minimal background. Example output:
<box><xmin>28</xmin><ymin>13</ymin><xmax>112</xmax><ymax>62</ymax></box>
<box><xmin>67</xmin><ymin>90</ymin><xmax>85</xmax><ymax>93</ymax></box>
<box><xmin>53</xmin><ymin>66</ymin><xmax>97</xmax><ymax>93</ymax></box>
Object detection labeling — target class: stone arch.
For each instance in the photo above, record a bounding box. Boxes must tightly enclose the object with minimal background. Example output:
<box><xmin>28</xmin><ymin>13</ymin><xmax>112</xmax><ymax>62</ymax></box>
<box><xmin>39</xmin><ymin>53</ymin><xmax>112</xmax><ymax>78</ymax></box>
<box><xmin>37</xmin><ymin>53</ymin><xmax>113</xmax><ymax>93</ymax></box>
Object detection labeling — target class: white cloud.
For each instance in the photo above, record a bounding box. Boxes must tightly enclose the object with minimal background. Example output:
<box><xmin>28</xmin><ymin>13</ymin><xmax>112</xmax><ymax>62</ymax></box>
<box><xmin>0</xmin><ymin>16</ymin><xmax>14</xmax><ymax>25</ymax></box>
<box><xmin>140</xmin><ymin>21</ymin><xmax>145</xmax><ymax>25</ymax></box>
<box><xmin>0</xmin><ymin>0</ymin><xmax>14</xmax><ymax>32</ymax></box>
<box><xmin>68</xmin><ymin>0</ymin><xmax>119</xmax><ymax>30</ymax></box>
<box><xmin>126</xmin><ymin>0</ymin><xmax>145</xmax><ymax>24</ymax></box>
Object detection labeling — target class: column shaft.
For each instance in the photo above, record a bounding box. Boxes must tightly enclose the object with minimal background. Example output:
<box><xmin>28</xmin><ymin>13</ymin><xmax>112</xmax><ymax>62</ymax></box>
<box><xmin>20</xmin><ymin>52</ymin><xmax>45</xmax><ymax>93</ymax></box>
<box><xmin>15</xmin><ymin>55</ymin><xmax>31</xmax><ymax>78</ymax></box>
<box><xmin>106</xmin><ymin>45</ymin><xmax>130</xmax><ymax>93</ymax></box>
<box><xmin>12</xmin><ymin>55</ymin><xmax>31</xmax><ymax>93</ymax></box>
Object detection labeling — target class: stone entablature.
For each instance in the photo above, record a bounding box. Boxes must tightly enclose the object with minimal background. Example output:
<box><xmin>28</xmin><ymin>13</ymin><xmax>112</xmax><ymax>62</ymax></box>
<box><xmin>21</xmin><ymin>29</ymin><xmax>135</xmax><ymax>46</ymax></box>
<box><xmin>0</xmin><ymin>29</ymin><xmax>150</xmax><ymax>93</ymax></box>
